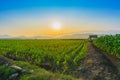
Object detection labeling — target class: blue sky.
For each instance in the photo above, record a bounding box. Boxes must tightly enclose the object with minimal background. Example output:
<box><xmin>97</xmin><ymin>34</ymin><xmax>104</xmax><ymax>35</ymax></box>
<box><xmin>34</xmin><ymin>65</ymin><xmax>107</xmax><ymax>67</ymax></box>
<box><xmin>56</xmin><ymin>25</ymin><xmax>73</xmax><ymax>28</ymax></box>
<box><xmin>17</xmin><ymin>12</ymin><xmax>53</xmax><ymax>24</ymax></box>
<box><xmin>0</xmin><ymin>0</ymin><xmax>120</xmax><ymax>10</ymax></box>
<box><xmin>0</xmin><ymin>0</ymin><xmax>120</xmax><ymax>36</ymax></box>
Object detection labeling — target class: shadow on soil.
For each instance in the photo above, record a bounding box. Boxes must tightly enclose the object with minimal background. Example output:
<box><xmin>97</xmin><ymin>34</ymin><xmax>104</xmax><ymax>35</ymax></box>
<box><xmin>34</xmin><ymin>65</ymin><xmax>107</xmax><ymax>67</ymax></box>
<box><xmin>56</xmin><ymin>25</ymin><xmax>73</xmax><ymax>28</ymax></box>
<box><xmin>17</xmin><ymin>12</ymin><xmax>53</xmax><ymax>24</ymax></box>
<box><xmin>74</xmin><ymin>42</ymin><xmax>120</xmax><ymax>80</ymax></box>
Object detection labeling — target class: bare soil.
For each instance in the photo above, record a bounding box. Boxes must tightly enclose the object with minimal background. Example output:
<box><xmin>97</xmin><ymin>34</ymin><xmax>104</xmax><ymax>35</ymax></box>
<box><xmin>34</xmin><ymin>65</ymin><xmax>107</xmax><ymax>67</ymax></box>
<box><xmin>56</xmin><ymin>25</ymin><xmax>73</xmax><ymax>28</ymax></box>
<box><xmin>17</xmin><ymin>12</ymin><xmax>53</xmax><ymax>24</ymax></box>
<box><xmin>75</xmin><ymin>42</ymin><xmax>120</xmax><ymax>80</ymax></box>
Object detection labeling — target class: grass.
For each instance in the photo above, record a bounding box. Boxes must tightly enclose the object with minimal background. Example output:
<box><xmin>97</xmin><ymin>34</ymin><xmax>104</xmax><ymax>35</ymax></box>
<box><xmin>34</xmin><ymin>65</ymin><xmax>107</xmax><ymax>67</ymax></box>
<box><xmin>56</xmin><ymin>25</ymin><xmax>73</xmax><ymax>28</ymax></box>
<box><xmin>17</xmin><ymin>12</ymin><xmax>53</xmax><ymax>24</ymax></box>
<box><xmin>0</xmin><ymin>60</ymin><xmax>81</xmax><ymax>80</ymax></box>
<box><xmin>15</xmin><ymin>61</ymin><xmax>77</xmax><ymax>80</ymax></box>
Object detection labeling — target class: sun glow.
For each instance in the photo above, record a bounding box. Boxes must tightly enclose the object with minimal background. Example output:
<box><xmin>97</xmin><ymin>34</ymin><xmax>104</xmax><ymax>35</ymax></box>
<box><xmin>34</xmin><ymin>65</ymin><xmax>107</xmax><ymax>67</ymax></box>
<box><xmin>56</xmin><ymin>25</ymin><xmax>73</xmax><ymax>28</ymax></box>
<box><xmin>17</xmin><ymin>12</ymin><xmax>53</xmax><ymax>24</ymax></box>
<box><xmin>52</xmin><ymin>22</ymin><xmax>61</xmax><ymax>30</ymax></box>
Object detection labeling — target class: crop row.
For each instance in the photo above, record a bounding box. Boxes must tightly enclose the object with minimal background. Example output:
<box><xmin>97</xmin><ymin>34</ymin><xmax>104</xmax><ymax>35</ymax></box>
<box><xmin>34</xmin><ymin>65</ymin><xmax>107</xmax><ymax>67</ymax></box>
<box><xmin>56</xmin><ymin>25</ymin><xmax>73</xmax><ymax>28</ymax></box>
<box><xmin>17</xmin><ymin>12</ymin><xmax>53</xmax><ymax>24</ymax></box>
<box><xmin>0</xmin><ymin>39</ymin><xmax>87</xmax><ymax>73</ymax></box>
<box><xmin>93</xmin><ymin>34</ymin><xmax>120</xmax><ymax>58</ymax></box>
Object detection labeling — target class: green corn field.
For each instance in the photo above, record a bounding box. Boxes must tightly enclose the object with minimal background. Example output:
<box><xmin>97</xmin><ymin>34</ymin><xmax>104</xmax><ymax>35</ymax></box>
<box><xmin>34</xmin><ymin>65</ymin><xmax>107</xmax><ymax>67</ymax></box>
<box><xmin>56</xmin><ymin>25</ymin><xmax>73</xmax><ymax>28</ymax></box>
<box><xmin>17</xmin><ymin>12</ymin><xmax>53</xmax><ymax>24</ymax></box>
<box><xmin>0</xmin><ymin>39</ymin><xmax>87</xmax><ymax>73</ymax></box>
<box><xmin>93</xmin><ymin>34</ymin><xmax>120</xmax><ymax>58</ymax></box>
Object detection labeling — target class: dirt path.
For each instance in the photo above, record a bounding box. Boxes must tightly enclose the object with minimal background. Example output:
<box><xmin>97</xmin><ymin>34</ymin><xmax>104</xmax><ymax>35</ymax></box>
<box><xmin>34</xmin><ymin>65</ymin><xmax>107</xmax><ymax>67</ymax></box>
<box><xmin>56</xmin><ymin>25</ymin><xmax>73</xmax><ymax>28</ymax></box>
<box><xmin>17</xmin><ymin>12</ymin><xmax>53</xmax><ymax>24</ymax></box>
<box><xmin>76</xmin><ymin>42</ymin><xmax>120</xmax><ymax>80</ymax></box>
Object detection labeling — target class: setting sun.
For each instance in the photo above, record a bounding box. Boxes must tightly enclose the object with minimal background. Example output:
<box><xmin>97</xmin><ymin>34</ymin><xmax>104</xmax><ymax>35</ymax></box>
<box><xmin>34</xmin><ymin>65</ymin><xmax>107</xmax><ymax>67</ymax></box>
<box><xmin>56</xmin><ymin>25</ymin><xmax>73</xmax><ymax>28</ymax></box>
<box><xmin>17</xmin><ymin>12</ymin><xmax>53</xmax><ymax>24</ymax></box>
<box><xmin>52</xmin><ymin>22</ymin><xmax>61</xmax><ymax>30</ymax></box>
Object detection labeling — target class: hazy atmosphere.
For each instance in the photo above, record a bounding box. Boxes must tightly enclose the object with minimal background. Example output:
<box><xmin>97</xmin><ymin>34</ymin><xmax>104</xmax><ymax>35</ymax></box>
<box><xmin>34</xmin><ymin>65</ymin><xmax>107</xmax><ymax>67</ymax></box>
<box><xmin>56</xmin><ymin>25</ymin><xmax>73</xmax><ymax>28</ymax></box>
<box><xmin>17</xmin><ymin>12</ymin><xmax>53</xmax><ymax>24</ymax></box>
<box><xmin>1</xmin><ymin>1</ymin><xmax>120</xmax><ymax>80</ymax></box>
<box><xmin>0</xmin><ymin>0</ymin><xmax>120</xmax><ymax>38</ymax></box>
